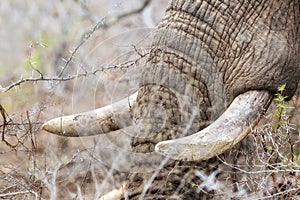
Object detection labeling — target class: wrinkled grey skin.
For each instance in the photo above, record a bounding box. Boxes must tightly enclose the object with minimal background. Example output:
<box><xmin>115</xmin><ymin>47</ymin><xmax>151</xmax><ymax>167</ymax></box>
<box><xmin>45</xmin><ymin>0</ymin><xmax>300</xmax><ymax>199</ymax></box>
<box><xmin>125</xmin><ymin>0</ymin><xmax>300</xmax><ymax>199</ymax></box>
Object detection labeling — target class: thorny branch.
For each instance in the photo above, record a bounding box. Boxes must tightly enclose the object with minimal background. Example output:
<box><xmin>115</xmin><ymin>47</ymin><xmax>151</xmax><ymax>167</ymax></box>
<box><xmin>1</xmin><ymin>1</ymin><xmax>299</xmax><ymax>199</ymax></box>
<box><xmin>102</xmin><ymin>0</ymin><xmax>152</xmax><ymax>25</ymax></box>
<box><xmin>1</xmin><ymin>54</ymin><xmax>148</xmax><ymax>93</ymax></box>
<box><xmin>0</xmin><ymin>1</ymin><xmax>152</xmax><ymax>155</ymax></box>
<box><xmin>58</xmin><ymin>0</ymin><xmax>152</xmax><ymax>78</ymax></box>
<box><xmin>0</xmin><ymin>104</ymin><xmax>15</xmax><ymax>148</ymax></box>
<box><xmin>0</xmin><ymin>104</ymin><xmax>8</xmax><ymax>140</ymax></box>
<box><xmin>0</xmin><ymin>0</ymin><xmax>152</xmax><ymax>152</ymax></box>
<box><xmin>0</xmin><ymin>102</ymin><xmax>43</xmax><ymax>150</ymax></box>
<box><xmin>78</xmin><ymin>0</ymin><xmax>152</xmax><ymax>24</ymax></box>
<box><xmin>1</xmin><ymin>0</ymin><xmax>152</xmax><ymax>93</ymax></box>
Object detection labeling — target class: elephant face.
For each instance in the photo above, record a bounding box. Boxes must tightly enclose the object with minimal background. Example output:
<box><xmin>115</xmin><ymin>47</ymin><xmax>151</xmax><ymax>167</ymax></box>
<box><xmin>42</xmin><ymin>1</ymin><xmax>300</xmax><ymax>198</ymax></box>
<box><xmin>157</xmin><ymin>0</ymin><xmax>300</xmax><ymax>103</ymax></box>
<box><xmin>43</xmin><ymin>0</ymin><xmax>300</xmax><ymax>160</ymax></box>
<box><xmin>42</xmin><ymin>0</ymin><xmax>300</xmax><ymax>161</ymax></box>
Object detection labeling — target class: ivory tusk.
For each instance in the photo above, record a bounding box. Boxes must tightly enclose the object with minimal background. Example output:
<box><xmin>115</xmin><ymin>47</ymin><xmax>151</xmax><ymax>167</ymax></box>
<box><xmin>98</xmin><ymin>183</ymin><xmax>126</xmax><ymax>200</ymax></box>
<box><xmin>42</xmin><ymin>92</ymin><xmax>137</xmax><ymax>137</ymax></box>
<box><xmin>155</xmin><ymin>90</ymin><xmax>273</xmax><ymax>161</ymax></box>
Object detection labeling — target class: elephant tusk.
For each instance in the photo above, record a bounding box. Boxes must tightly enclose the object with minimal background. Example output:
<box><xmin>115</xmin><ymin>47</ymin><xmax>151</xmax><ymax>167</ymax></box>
<box><xmin>98</xmin><ymin>183</ymin><xmax>126</xmax><ymax>200</ymax></box>
<box><xmin>155</xmin><ymin>90</ymin><xmax>273</xmax><ymax>161</ymax></box>
<box><xmin>42</xmin><ymin>92</ymin><xmax>137</xmax><ymax>137</ymax></box>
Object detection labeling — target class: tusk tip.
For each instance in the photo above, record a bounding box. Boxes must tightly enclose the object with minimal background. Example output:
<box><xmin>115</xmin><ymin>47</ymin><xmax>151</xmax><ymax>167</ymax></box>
<box><xmin>41</xmin><ymin>123</ymin><xmax>49</xmax><ymax>131</ymax></box>
<box><xmin>155</xmin><ymin>141</ymin><xmax>171</xmax><ymax>154</ymax></box>
<box><xmin>42</xmin><ymin>120</ymin><xmax>60</xmax><ymax>134</ymax></box>
<box><xmin>155</xmin><ymin>90</ymin><xmax>273</xmax><ymax>162</ymax></box>
<box><xmin>41</xmin><ymin>119</ymin><xmax>61</xmax><ymax>134</ymax></box>
<box><xmin>41</xmin><ymin>117</ymin><xmax>81</xmax><ymax>137</ymax></box>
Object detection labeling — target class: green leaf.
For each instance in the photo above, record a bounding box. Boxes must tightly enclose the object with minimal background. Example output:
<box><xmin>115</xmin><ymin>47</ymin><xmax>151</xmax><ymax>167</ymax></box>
<box><xmin>277</xmin><ymin>84</ymin><xmax>286</xmax><ymax>92</ymax></box>
<box><xmin>266</xmin><ymin>146</ymin><xmax>273</xmax><ymax>151</ymax></box>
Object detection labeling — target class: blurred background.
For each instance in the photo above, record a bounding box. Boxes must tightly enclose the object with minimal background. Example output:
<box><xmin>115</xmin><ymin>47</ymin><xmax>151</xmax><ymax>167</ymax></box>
<box><xmin>0</xmin><ymin>0</ymin><xmax>169</xmax><ymax>199</ymax></box>
<box><xmin>0</xmin><ymin>0</ymin><xmax>299</xmax><ymax>199</ymax></box>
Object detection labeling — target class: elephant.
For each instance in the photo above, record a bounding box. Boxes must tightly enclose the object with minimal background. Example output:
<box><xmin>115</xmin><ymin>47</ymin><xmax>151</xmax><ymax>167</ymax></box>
<box><xmin>42</xmin><ymin>0</ymin><xmax>300</xmax><ymax>199</ymax></box>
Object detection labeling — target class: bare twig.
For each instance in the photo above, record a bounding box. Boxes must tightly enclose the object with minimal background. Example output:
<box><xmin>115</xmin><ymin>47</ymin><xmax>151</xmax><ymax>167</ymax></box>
<box><xmin>0</xmin><ymin>190</ymin><xmax>38</xmax><ymax>198</ymax></box>
<box><xmin>28</xmin><ymin>42</ymin><xmax>47</xmax><ymax>79</ymax></box>
<box><xmin>1</xmin><ymin>0</ymin><xmax>152</xmax><ymax>94</ymax></box>
<box><xmin>103</xmin><ymin>0</ymin><xmax>152</xmax><ymax>25</ymax></box>
<box><xmin>2</xmin><ymin>53</ymin><xmax>149</xmax><ymax>93</ymax></box>
<box><xmin>58</xmin><ymin>0</ymin><xmax>152</xmax><ymax>78</ymax></box>
<box><xmin>78</xmin><ymin>0</ymin><xmax>152</xmax><ymax>25</ymax></box>
<box><xmin>57</xmin><ymin>17</ymin><xmax>105</xmax><ymax>78</ymax></box>
<box><xmin>0</xmin><ymin>104</ymin><xmax>16</xmax><ymax>148</ymax></box>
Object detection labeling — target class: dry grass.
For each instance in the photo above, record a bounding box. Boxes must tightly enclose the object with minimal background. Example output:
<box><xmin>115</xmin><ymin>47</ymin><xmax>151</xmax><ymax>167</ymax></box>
<box><xmin>0</xmin><ymin>0</ymin><xmax>299</xmax><ymax>199</ymax></box>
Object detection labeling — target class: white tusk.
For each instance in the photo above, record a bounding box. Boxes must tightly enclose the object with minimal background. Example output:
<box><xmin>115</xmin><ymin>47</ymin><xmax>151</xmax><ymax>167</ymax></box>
<box><xmin>98</xmin><ymin>183</ymin><xmax>126</xmax><ymax>200</ymax></box>
<box><xmin>42</xmin><ymin>92</ymin><xmax>137</xmax><ymax>137</ymax></box>
<box><xmin>155</xmin><ymin>90</ymin><xmax>273</xmax><ymax>161</ymax></box>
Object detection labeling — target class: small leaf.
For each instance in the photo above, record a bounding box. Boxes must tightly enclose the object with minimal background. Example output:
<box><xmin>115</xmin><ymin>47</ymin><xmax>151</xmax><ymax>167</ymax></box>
<box><xmin>277</xmin><ymin>84</ymin><xmax>286</xmax><ymax>92</ymax></box>
<box><xmin>266</xmin><ymin>146</ymin><xmax>273</xmax><ymax>151</ymax></box>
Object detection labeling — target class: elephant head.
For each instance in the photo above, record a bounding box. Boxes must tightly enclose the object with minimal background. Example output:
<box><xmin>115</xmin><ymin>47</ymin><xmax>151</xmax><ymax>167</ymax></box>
<box><xmin>42</xmin><ymin>0</ymin><xmax>300</xmax><ymax>197</ymax></box>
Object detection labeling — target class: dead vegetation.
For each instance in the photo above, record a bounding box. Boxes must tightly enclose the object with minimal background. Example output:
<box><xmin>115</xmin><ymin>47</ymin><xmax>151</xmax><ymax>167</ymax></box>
<box><xmin>0</xmin><ymin>0</ymin><xmax>299</xmax><ymax>199</ymax></box>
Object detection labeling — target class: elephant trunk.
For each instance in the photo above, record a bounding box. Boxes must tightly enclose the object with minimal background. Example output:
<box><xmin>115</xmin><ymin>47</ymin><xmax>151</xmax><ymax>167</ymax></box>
<box><xmin>42</xmin><ymin>0</ymin><xmax>278</xmax><ymax>161</ymax></box>
<box><xmin>41</xmin><ymin>0</ymin><xmax>299</xmax><ymax>198</ymax></box>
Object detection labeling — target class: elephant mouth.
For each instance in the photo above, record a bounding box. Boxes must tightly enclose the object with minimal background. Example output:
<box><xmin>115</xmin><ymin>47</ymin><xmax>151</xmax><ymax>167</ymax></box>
<box><xmin>42</xmin><ymin>90</ymin><xmax>272</xmax><ymax>161</ymax></box>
